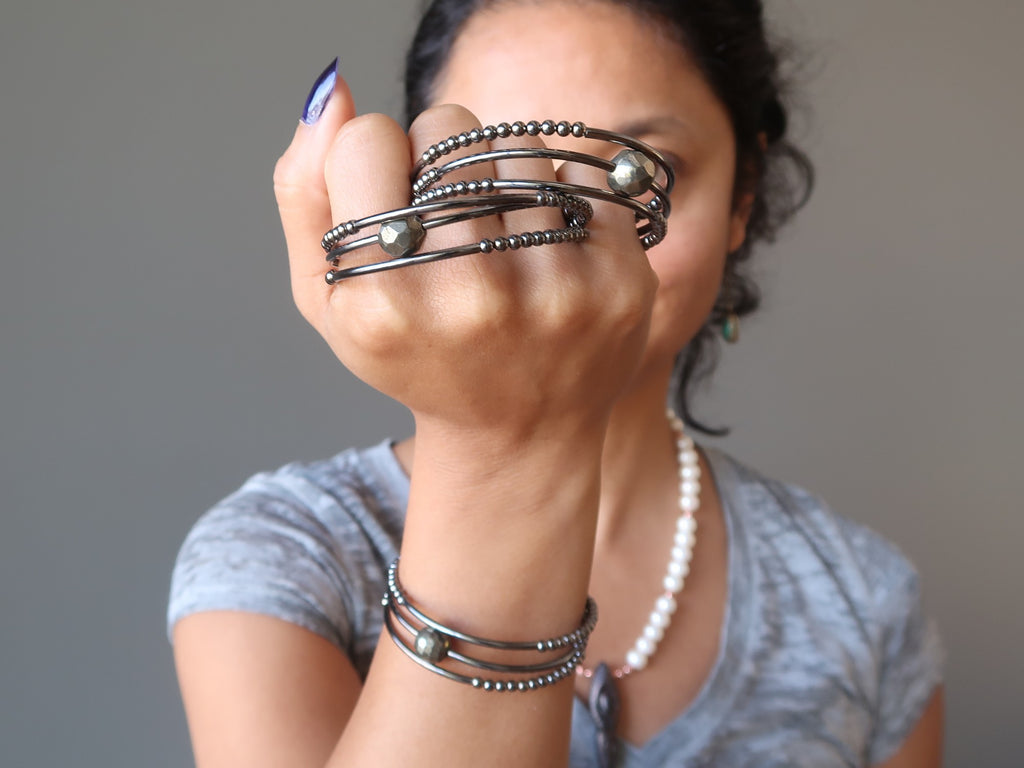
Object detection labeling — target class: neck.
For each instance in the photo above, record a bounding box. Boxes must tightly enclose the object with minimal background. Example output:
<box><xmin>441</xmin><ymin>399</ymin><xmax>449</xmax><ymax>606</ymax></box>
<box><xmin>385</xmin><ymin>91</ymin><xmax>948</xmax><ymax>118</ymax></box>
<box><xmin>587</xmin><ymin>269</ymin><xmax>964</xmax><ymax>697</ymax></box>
<box><xmin>594</xmin><ymin>365</ymin><xmax>681</xmax><ymax>552</ymax></box>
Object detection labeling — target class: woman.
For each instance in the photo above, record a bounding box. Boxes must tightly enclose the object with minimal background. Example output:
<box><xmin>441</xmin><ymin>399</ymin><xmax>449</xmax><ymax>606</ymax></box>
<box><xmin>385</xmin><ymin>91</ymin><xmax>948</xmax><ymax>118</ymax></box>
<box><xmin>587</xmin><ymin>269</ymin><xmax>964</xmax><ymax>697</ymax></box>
<box><xmin>168</xmin><ymin>1</ymin><xmax>945</xmax><ymax>766</ymax></box>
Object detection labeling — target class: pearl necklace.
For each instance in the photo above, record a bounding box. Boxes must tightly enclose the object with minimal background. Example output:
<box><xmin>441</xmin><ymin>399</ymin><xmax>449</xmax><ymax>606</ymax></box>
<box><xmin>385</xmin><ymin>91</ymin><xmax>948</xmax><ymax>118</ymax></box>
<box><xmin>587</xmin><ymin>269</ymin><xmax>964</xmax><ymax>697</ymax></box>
<box><xmin>578</xmin><ymin>409</ymin><xmax>701</xmax><ymax>680</ymax></box>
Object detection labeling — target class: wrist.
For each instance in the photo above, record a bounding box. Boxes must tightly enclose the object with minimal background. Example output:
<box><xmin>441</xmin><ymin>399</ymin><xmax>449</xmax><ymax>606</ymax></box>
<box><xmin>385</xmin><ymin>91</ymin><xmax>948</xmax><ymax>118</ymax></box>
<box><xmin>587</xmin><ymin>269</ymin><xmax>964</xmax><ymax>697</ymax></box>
<box><xmin>396</xmin><ymin>416</ymin><xmax>607</xmax><ymax>638</ymax></box>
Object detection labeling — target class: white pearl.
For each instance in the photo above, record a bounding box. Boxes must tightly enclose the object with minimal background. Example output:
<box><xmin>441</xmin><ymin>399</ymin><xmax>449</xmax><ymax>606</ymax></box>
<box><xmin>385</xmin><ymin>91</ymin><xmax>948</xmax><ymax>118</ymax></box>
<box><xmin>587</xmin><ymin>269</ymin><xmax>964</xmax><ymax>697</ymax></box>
<box><xmin>668</xmin><ymin>559</ymin><xmax>688</xmax><ymax>578</ymax></box>
<box><xmin>677</xmin><ymin>516</ymin><xmax>697</xmax><ymax>534</ymax></box>
<box><xmin>681</xmin><ymin>464</ymin><xmax>701</xmax><ymax>480</ymax></box>
<box><xmin>636</xmin><ymin>637</ymin><xmax>655</xmax><ymax>656</ymax></box>
<box><xmin>655</xmin><ymin>594</ymin><xmax>677</xmax><ymax>615</ymax></box>
<box><xmin>679</xmin><ymin>495</ymin><xmax>699</xmax><ymax>512</ymax></box>
<box><xmin>674</xmin><ymin>530</ymin><xmax>693</xmax><ymax>549</ymax></box>
<box><xmin>649</xmin><ymin>608</ymin><xmax>669</xmax><ymax>628</ymax></box>
<box><xmin>680</xmin><ymin>480</ymin><xmax>701</xmax><ymax>497</ymax></box>
<box><xmin>681</xmin><ymin>448</ymin><xmax>699</xmax><ymax>466</ymax></box>
<box><xmin>664</xmin><ymin>573</ymin><xmax>684</xmax><ymax>592</ymax></box>
<box><xmin>626</xmin><ymin>649</ymin><xmax>648</xmax><ymax>670</ymax></box>
<box><xmin>643</xmin><ymin>623</ymin><xmax>664</xmax><ymax>642</ymax></box>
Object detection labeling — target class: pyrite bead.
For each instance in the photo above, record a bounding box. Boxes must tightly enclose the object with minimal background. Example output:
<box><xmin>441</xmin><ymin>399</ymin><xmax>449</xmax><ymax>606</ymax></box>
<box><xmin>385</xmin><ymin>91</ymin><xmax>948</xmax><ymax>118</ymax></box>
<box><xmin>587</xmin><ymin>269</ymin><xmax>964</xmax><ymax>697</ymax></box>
<box><xmin>377</xmin><ymin>216</ymin><xmax>426</xmax><ymax>258</ymax></box>
<box><xmin>608</xmin><ymin>149</ymin><xmax>657</xmax><ymax>197</ymax></box>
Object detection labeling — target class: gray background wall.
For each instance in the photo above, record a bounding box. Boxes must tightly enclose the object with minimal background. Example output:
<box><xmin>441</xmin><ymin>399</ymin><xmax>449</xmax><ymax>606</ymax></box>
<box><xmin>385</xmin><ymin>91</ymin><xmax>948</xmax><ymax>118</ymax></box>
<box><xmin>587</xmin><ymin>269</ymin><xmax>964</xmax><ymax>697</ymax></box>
<box><xmin>2</xmin><ymin>0</ymin><xmax>1020</xmax><ymax>765</ymax></box>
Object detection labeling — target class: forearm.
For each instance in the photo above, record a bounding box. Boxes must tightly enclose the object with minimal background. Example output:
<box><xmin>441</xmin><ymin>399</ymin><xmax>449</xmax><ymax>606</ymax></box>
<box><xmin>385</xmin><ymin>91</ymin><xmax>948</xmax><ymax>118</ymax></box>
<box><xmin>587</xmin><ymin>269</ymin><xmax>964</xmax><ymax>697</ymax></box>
<box><xmin>328</xmin><ymin>423</ymin><xmax>605</xmax><ymax>768</ymax></box>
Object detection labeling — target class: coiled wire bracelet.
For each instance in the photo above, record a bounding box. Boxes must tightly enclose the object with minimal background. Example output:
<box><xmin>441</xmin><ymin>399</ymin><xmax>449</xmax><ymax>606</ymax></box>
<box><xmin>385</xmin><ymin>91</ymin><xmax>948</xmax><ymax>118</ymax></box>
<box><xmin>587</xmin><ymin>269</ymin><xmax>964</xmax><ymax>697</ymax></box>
<box><xmin>323</xmin><ymin>190</ymin><xmax>593</xmax><ymax>283</ymax></box>
<box><xmin>383</xmin><ymin>558</ymin><xmax>599</xmax><ymax>691</ymax></box>
<box><xmin>412</xmin><ymin>145</ymin><xmax>672</xmax><ymax>215</ymax></box>
<box><xmin>411</xmin><ymin>119</ymin><xmax>676</xmax><ymax>198</ymax></box>
<box><xmin>321</xmin><ymin>120</ymin><xmax>673</xmax><ymax>282</ymax></box>
<box><xmin>413</xmin><ymin>177</ymin><xmax>667</xmax><ymax>250</ymax></box>
<box><xmin>412</xmin><ymin>121</ymin><xmax>672</xmax><ymax>249</ymax></box>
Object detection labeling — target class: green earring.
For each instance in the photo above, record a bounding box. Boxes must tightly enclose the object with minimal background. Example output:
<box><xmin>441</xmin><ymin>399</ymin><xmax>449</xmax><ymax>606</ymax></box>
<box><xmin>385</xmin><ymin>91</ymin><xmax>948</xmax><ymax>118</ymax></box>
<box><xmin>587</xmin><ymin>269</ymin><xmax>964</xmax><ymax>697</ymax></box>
<box><xmin>722</xmin><ymin>312</ymin><xmax>740</xmax><ymax>343</ymax></box>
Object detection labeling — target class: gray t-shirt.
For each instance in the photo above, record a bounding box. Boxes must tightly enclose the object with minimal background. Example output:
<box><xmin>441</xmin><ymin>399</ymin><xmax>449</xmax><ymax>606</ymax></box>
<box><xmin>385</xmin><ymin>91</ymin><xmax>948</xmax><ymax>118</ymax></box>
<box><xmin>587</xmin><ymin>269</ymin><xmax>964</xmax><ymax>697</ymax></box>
<box><xmin>167</xmin><ymin>441</ymin><xmax>944</xmax><ymax>767</ymax></box>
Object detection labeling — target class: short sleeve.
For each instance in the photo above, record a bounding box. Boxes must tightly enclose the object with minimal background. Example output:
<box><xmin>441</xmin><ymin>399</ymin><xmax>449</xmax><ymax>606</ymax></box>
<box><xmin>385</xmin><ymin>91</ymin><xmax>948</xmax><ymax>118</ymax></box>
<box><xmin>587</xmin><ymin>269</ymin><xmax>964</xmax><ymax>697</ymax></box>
<box><xmin>166</xmin><ymin>470</ymin><xmax>359</xmax><ymax>652</ymax></box>
<box><xmin>867</xmin><ymin>560</ymin><xmax>946</xmax><ymax>765</ymax></box>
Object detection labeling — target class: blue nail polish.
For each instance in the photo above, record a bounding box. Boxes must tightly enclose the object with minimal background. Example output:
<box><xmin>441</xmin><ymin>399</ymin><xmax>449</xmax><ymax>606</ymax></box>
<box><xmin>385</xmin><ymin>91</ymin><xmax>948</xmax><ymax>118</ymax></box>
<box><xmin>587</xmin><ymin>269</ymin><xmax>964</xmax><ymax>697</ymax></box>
<box><xmin>301</xmin><ymin>58</ymin><xmax>338</xmax><ymax>125</ymax></box>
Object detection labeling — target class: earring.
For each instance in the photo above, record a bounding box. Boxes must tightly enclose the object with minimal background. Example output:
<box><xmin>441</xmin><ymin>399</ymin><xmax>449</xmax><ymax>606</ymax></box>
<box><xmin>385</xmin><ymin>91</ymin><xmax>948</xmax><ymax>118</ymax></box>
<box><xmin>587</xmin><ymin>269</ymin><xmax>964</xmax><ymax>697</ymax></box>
<box><xmin>721</xmin><ymin>310</ymin><xmax>740</xmax><ymax>343</ymax></box>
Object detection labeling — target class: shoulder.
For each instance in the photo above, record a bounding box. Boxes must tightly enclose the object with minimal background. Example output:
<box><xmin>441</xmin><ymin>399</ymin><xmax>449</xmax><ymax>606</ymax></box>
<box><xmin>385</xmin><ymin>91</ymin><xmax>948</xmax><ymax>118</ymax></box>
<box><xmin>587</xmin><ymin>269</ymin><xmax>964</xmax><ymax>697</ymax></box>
<box><xmin>705</xmin><ymin>444</ymin><xmax>923</xmax><ymax>623</ymax></box>
<box><xmin>167</xmin><ymin>441</ymin><xmax>409</xmax><ymax>666</ymax></box>
<box><xmin>703</xmin><ymin>445</ymin><xmax>944</xmax><ymax>765</ymax></box>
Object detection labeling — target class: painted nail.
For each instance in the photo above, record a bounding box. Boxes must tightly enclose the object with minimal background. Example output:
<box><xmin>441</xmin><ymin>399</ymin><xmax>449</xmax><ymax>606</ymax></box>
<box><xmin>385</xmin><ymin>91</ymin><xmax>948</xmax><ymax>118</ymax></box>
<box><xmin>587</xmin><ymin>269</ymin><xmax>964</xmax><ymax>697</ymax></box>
<box><xmin>301</xmin><ymin>57</ymin><xmax>338</xmax><ymax>125</ymax></box>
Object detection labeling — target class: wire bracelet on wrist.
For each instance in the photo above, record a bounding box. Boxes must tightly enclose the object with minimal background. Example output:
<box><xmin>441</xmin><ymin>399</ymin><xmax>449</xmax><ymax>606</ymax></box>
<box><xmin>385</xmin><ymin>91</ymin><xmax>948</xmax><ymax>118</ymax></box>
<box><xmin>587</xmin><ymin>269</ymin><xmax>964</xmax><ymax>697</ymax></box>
<box><xmin>382</xmin><ymin>557</ymin><xmax>598</xmax><ymax>692</ymax></box>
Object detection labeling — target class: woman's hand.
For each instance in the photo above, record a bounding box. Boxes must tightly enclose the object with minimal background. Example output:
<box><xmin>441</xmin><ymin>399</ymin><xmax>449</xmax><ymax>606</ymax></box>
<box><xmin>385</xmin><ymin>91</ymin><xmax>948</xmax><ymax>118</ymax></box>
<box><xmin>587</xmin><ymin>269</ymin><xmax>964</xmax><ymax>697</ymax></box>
<box><xmin>273</xmin><ymin>71</ymin><xmax>658</xmax><ymax>443</ymax></box>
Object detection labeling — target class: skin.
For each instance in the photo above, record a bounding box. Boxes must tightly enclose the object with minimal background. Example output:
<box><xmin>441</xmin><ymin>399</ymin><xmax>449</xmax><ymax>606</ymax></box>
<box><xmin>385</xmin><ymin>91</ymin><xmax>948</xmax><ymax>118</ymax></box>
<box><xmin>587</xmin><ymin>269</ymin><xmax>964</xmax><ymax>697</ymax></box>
<box><xmin>173</xmin><ymin>2</ymin><xmax>944</xmax><ymax>766</ymax></box>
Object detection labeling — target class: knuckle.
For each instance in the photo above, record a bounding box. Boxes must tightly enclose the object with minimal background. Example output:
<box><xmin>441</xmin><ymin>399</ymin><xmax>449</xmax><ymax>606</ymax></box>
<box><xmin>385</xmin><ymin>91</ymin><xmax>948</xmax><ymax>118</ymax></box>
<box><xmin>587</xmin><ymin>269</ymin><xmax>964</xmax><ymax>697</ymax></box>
<box><xmin>272</xmin><ymin>152</ymin><xmax>303</xmax><ymax>202</ymax></box>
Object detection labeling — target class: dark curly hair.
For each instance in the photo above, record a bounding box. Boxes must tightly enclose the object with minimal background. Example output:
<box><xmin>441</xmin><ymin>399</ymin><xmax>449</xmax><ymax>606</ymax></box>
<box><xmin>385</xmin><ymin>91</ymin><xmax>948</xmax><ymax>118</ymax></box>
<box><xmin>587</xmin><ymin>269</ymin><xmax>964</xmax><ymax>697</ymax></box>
<box><xmin>404</xmin><ymin>0</ymin><xmax>814</xmax><ymax>435</ymax></box>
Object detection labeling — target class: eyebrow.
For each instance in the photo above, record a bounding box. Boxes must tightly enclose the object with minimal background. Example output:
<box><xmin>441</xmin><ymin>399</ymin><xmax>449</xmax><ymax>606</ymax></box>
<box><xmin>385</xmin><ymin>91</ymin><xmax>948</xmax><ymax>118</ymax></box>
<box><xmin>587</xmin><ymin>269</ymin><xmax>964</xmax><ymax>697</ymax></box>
<box><xmin>613</xmin><ymin>116</ymin><xmax>695</xmax><ymax>142</ymax></box>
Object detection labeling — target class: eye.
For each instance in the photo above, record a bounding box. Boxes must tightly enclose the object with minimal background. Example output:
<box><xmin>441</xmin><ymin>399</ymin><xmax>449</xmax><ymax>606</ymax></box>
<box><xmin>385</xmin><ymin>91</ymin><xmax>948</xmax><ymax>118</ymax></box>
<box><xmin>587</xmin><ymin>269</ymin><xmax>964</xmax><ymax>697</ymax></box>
<box><xmin>651</xmin><ymin>149</ymin><xmax>685</xmax><ymax>188</ymax></box>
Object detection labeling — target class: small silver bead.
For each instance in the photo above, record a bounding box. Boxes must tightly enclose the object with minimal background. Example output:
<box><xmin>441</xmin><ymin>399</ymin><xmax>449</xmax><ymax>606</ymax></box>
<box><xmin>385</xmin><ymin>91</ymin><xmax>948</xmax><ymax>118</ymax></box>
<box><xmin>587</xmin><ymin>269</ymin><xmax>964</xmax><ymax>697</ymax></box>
<box><xmin>482</xmin><ymin>126</ymin><xmax>495</xmax><ymax>140</ymax></box>
<box><xmin>517</xmin><ymin>681</ymin><xmax>527</xmax><ymax>691</ymax></box>
<box><xmin>540</xmin><ymin>120</ymin><xmax>555</xmax><ymax>135</ymax></box>
<box><xmin>479</xmin><ymin>239</ymin><xmax>493</xmax><ymax>254</ymax></box>
<box><xmin>494</xmin><ymin>681</ymin><xmax>503</xmax><ymax>692</ymax></box>
<box><xmin>458</xmin><ymin>132</ymin><xmax>471</xmax><ymax>147</ymax></box>
<box><xmin>556</xmin><ymin>121</ymin><xmax>570</xmax><ymax>137</ymax></box>
<box><xmin>571</xmin><ymin>122</ymin><xmax>585</xmax><ymax>138</ymax></box>
<box><xmin>525</xmin><ymin>120</ymin><xmax>539</xmax><ymax>135</ymax></box>
<box><xmin>496</xmin><ymin>122</ymin><xmax>511</xmax><ymax>138</ymax></box>
<box><xmin>493</xmin><ymin>238</ymin><xmax>507</xmax><ymax>251</ymax></box>
<box><xmin>469</xmin><ymin>128</ymin><xmax>481</xmax><ymax>142</ymax></box>
<box><xmin>511</xmin><ymin>121</ymin><xmax>525</xmax><ymax>136</ymax></box>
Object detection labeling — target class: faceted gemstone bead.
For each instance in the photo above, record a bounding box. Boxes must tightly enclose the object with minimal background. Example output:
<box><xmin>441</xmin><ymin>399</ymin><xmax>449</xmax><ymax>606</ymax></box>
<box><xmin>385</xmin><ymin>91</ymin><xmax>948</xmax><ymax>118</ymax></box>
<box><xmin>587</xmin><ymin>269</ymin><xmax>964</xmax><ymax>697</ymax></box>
<box><xmin>607</xmin><ymin>149</ymin><xmax>657</xmax><ymax>196</ymax></box>
<box><xmin>378</xmin><ymin>216</ymin><xmax>426</xmax><ymax>258</ymax></box>
<box><xmin>413</xmin><ymin>627</ymin><xmax>450</xmax><ymax>663</ymax></box>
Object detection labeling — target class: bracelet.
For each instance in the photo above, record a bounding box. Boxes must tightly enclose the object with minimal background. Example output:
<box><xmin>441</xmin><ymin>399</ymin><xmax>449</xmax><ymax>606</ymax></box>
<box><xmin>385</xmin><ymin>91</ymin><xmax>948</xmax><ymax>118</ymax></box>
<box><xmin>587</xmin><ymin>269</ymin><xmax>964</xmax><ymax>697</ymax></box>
<box><xmin>321</xmin><ymin>120</ymin><xmax>674</xmax><ymax>282</ymax></box>
<box><xmin>381</xmin><ymin>557</ymin><xmax>598</xmax><ymax>691</ymax></box>
<box><xmin>412</xmin><ymin>145</ymin><xmax>671</xmax><ymax>206</ymax></box>
<box><xmin>413</xmin><ymin>177</ymin><xmax>667</xmax><ymax>250</ymax></box>
<box><xmin>386</xmin><ymin>558</ymin><xmax>597</xmax><ymax>651</ymax></box>
<box><xmin>386</xmin><ymin>595</ymin><xmax>581</xmax><ymax>673</ymax></box>
<box><xmin>325</xmin><ymin>224</ymin><xmax>588</xmax><ymax>283</ymax></box>
<box><xmin>319</xmin><ymin>191</ymin><xmax>593</xmax><ymax>253</ymax></box>
<box><xmin>411</xmin><ymin>120</ymin><xmax>675</xmax><ymax>198</ymax></box>
<box><xmin>384</xmin><ymin>603</ymin><xmax>585</xmax><ymax>692</ymax></box>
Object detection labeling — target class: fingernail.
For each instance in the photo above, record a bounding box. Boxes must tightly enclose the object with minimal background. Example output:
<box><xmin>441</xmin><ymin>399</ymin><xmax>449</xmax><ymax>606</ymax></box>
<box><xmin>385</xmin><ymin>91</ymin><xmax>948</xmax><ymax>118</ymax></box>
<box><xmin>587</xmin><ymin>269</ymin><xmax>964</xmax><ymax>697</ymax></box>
<box><xmin>301</xmin><ymin>57</ymin><xmax>338</xmax><ymax>125</ymax></box>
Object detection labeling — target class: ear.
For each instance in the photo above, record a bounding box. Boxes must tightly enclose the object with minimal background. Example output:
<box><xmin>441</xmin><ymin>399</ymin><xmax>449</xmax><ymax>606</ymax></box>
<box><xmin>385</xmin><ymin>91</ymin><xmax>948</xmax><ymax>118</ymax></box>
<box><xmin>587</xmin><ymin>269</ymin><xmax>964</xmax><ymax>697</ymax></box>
<box><xmin>727</xmin><ymin>190</ymin><xmax>756</xmax><ymax>254</ymax></box>
<box><xmin>727</xmin><ymin>132</ymin><xmax>767</xmax><ymax>254</ymax></box>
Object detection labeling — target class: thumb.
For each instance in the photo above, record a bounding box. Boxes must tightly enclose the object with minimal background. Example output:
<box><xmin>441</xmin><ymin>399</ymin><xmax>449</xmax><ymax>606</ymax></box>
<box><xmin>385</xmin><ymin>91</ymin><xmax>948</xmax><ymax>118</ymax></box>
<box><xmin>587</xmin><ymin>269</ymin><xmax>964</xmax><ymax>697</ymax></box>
<box><xmin>273</xmin><ymin>59</ymin><xmax>357</xmax><ymax>326</ymax></box>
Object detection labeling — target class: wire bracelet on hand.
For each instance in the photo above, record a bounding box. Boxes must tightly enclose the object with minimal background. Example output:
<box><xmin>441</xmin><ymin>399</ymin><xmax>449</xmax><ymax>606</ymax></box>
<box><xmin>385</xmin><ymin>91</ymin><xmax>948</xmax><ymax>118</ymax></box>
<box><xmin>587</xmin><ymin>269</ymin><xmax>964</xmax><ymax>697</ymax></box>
<box><xmin>322</xmin><ymin>120</ymin><xmax>673</xmax><ymax>282</ymax></box>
